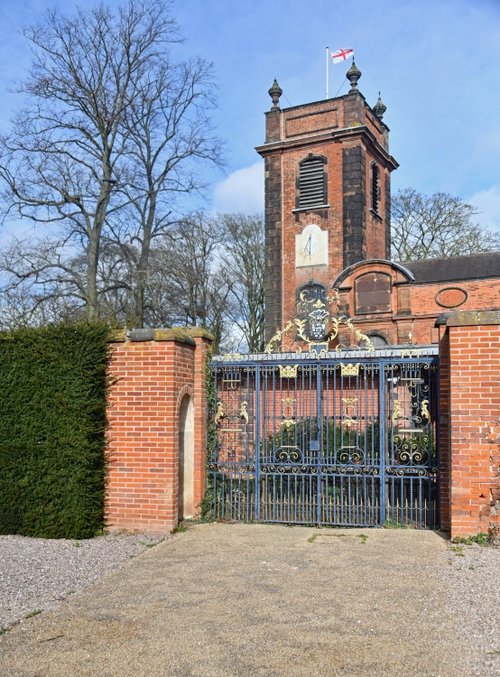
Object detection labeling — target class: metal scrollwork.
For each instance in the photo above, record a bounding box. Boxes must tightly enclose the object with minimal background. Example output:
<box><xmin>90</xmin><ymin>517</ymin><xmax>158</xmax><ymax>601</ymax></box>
<box><xmin>220</xmin><ymin>352</ymin><xmax>244</xmax><ymax>362</ymax></box>
<box><xmin>321</xmin><ymin>465</ymin><xmax>378</xmax><ymax>476</ymax></box>
<box><xmin>337</xmin><ymin>446</ymin><xmax>365</xmax><ymax>464</ymax></box>
<box><xmin>393</xmin><ymin>434</ymin><xmax>430</xmax><ymax>466</ymax></box>
<box><xmin>392</xmin><ymin>399</ymin><xmax>403</xmax><ymax>424</ymax></box>
<box><xmin>265</xmin><ymin>320</ymin><xmax>294</xmax><ymax>354</ymax></box>
<box><xmin>280</xmin><ymin>397</ymin><xmax>296</xmax><ymax>429</ymax></box>
<box><xmin>400</xmin><ymin>348</ymin><xmax>421</xmax><ymax>358</ymax></box>
<box><xmin>420</xmin><ymin>399</ymin><xmax>430</xmax><ymax>422</ymax></box>
<box><xmin>275</xmin><ymin>446</ymin><xmax>302</xmax><ymax>463</ymax></box>
<box><xmin>239</xmin><ymin>401</ymin><xmax>249</xmax><ymax>425</ymax></box>
<box><xmin>386</xmin><ymin>465</ymin><xmax>438</xmax><ymax>478</ymax></box>
<box><xmin>265</xmin><ymin>290</ymin><xmax>374</xmax><ymax>354</ymax></box>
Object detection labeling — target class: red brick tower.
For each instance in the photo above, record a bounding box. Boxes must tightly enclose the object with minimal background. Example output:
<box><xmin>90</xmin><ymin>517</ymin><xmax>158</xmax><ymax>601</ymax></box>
<box><xmin>256</xmin><ymin>64</ymin><xmax>398</xmax><ymax>341</ymax></box>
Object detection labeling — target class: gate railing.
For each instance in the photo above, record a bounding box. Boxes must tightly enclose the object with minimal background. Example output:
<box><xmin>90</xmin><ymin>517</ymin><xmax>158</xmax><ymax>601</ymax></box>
<box><xmin>209</xmin><ymin>347</ymin><xmax>439</xmax><ymax>528</ymax></box>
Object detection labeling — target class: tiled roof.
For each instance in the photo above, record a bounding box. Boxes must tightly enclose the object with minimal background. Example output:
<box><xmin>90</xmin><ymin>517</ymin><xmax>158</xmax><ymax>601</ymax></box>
<box><xmin>399</xmin><ymin>251</ymin><xmax>500</xmax><ymax>283</ymax></box>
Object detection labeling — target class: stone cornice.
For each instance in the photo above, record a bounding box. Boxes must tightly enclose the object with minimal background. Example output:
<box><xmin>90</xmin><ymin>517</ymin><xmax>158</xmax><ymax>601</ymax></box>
<box><xmin>256</xmin><ymin>124</ymin><xmax>398</xmax><ymax>171</ymax></box>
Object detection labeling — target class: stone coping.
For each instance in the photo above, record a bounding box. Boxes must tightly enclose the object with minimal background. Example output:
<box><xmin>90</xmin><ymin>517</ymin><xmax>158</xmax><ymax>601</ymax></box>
<box><xmin>436</xmin><ymin>309</ymin><xmax>500</xmax><ymax>327</ymax></box>
<box><xmin>108</xmin><ymin>327</ymin><xmax>214</xmax><ymax>344</ymax></box>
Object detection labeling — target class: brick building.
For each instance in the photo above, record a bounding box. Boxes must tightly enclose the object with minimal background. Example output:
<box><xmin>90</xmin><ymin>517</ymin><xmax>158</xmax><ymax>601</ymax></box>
<box><xmin>250</xmin><ymin>64</ymin><xmax>500</xmax><ymax>538</ymax></box>
<box><xmin>256</xmin><ymin>65</ymin><xmax>500</xmax><ymax>348</ymax></box>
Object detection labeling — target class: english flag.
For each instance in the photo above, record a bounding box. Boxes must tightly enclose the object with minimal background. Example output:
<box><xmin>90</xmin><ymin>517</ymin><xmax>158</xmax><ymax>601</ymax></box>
<box><xmin>331</xmin><ymin>48</ymin><xmax>354</xmax><ymax>64</ymax></box>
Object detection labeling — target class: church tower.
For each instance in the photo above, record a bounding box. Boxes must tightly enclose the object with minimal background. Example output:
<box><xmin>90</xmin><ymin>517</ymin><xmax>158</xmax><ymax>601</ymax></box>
<box><xmin>256</xmin><ymin>64</ymin><xmax>398</xmax><ymax>341</ymax></box>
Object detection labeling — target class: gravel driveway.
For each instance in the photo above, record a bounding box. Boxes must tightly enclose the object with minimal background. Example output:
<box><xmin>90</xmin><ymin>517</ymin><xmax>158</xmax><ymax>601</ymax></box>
<box><xmin>0</xmin><ymin>523</ymin><xmax>498</xmax><ymax>676</ymax></box>
<box><xmin>0</xmin><ymin>532</ymin><xmax>164</xmax><ymax>631</ymax></box>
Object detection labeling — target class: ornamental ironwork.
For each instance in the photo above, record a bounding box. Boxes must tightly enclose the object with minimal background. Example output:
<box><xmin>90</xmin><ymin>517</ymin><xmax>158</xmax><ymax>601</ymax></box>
<box><xmin>209</xmin><ymin>348</ymin><xmax>439</xmax><ymax>529</ymax></box>
<box><xmin>279</xmin><ymin>364</ymin><xmax>298</xmax><ymax>378</ymax></box>
<box><xmin>341</xmin><ymin>363</ymin><xmax>360</xmax><ymax>377</ymax></box>
<box><xmin>265</xmin><ymin>290</ymin><xmax>374</xmax><ymax>354</ymax></box>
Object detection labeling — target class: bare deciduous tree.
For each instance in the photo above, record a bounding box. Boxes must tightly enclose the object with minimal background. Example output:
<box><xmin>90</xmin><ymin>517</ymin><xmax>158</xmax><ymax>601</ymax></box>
<box><xmin>0</xmin><ymin>235</ymin><xmax>86</xmax><ymax>328</ymax></box>
<box><xmin>221</xmin><ymin>213</ymin><xmax>265</xmax><ymax>352</ymax></box>
<box><xmin>0</xmin><ymin>1</ymin><xmax>218</xmax><ymax>321</ymax></box>
<box><xmin>391</xmin><ymin>188</ymin><xmax>500</xmax><ymax>261</ymax></box>
<box><xmin>146</xmin><ymin>214</ymin><xmax>231</xmax><ymax>350</ymax></box>
<box><xmin>0</xmin><ymin>211</ymin><xmax>263</xmax><ymax>351</ymax></box>
<box><xmin>109</xmin><ymin>56</ymin><xmax>223</xmax><ymax>326</ymax></box>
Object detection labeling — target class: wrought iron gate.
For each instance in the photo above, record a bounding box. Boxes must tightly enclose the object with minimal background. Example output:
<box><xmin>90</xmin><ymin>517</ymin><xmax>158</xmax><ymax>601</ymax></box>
<box><xmin>208</xmin><ymin>350</ymin><xmax>439</xmax><ymax>528</ymax></box>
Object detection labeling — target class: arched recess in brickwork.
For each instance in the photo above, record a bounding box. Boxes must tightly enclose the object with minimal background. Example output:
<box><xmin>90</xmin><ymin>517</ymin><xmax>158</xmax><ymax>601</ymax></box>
<box><xmin>178</xmin><ymin>393</ymin><xmax>194</xmax><ymax>520</ymax></box>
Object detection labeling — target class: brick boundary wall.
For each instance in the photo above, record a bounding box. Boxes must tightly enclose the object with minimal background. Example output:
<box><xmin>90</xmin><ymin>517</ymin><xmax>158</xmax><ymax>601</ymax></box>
<box><xmin>439</xmin><ymin>311</ymin><xmax>500</xmax><ymax>539</ymax></box>
<box><xmin>103</xmin><ymin>315</ymin><xmax>499</xmax><ymax>538</ymax></box>
<box><xmin>105</xmin><ymin>327</ymin><xmax>212</xmax><ymax>533</ymax></box>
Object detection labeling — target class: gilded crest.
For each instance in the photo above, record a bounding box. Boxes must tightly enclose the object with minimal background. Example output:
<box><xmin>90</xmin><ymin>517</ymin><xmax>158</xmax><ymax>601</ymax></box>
<box><xmin>265</xmin><ymin>286</ymin><xmax>374</xmax><ymax>355</ymax></box>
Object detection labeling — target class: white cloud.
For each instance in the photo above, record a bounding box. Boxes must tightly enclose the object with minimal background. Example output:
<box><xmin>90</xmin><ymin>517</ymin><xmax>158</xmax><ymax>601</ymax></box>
<box><xmin>468</xmin><ymin>185</ymin><xmax>500</xmax><ymax>233</ymax></box>
<box><xmin>212</xmin><ymin>162</ymin><xmax>264</xmax><ymax>214</ymax></box>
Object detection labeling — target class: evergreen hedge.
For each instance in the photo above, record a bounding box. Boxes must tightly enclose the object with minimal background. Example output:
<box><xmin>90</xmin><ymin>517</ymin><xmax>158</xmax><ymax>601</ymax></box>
<box><xmin>0</xmin><ymin>323</ymin><xmax>111</xmax><ymax>538</ymax></box>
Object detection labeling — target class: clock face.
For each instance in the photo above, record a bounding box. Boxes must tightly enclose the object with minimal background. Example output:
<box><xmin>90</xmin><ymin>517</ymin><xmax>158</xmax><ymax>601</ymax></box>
<box><xmin>295</xmin><ymin>224</ymin><xmax>328</xmax><ymax>268</ymax></box>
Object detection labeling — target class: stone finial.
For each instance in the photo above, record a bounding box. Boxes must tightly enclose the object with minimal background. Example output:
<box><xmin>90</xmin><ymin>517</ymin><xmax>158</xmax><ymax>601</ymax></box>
<box><xmin>346</xmin><ymin>60</ymin><xmax>362</xmax><ymax>92</ymax></box>
<box><xmin>373</xmin><ymin>92</ymin><xmax>387</xmax><ymax>120</ymax></box>
<box><xmin>268</xmin><ymin>79</ymin><xmax>283</xmax><ymax>110</ymax></box>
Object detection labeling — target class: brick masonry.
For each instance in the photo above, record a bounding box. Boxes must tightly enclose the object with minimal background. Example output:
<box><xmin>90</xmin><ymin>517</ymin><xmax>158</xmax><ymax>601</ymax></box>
<box><xmin>439</xmin><ymin>311</ymin><xmax>500</xmax><ymax>539</ymax></box>
<box><xmin>105</xmin><ymin>328</ymin><xmax>212</xmax><ymax>533</ymax></box>
<box><xmin>103</xmin><ymin>316</ymin><xmax>498</xmax><ymax>538</ymax></box>
<box><xmin>256</xmin><ymin>91</ymin><xmax>398</xmax><ymax>342</ymax></box>
<box><xmin>342</xmin><ymin>145</ymin><xmax>366</xmax><ymax>268</ymax></box>
<box><xmin>264</xmin><ymin>152</ymin><xmax>283</xmax><ymax>340</ymax></box>
<box><xmin>333</xmin><ymin>259</ymin><xmax>500</xmax><ymax>347</ymax></box>
<box><xmin>256</xmin><ymin>82</ymin><xmax>499</xmax><ymax>353</ymax></box>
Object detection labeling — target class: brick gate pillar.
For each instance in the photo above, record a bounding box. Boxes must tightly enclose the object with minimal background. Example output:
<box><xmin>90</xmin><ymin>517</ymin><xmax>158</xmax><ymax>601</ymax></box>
<box><xmin>438</xmin><ymin>311</ymin><xmax>500</xmax><ymax>539</ymax></box>
<box><xmin>105</xmin><ymin>328</ymin><xmax>213</xmax><ymax>532</ymax></box>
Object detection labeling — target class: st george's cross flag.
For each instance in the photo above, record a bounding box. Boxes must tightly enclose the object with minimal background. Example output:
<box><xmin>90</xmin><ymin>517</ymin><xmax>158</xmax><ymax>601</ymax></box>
<box><xmin>331</xmin><ymin>48</ymin><xmax>354</xmax><ymax>64</ymax></box>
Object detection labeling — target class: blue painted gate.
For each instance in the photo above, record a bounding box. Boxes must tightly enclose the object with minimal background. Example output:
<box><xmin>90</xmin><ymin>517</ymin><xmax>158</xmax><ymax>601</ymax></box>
<box><xmin>208</xmin><ymin>349</ymin><xmax>439</xmax><ymax>528</ymax></box>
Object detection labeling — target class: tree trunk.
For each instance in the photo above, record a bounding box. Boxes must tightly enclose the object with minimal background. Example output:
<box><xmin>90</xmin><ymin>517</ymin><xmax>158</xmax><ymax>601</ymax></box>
<box><xmin>131</xmin><ymin>192</ymin><xmax>156</xmax><ymax>327</ymax></box>
<box><xmin>86</xmin><ymin>232</ymin><xmax>100</xmax><ymax>321</ymax></box>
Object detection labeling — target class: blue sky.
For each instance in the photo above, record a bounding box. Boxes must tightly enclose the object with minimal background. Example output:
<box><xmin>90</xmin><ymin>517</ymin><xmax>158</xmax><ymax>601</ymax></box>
<box><xmin>1</xmin><ymin>0</ymin><xmax>500</xmax><ymax>231</ymax></box>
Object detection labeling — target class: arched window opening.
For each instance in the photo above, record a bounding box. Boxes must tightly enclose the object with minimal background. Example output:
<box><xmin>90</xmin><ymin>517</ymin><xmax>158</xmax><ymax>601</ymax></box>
<box><xmin>371</xmin><ymin>163</ymin><xmax>380</xmax><ymax>214</ymax></box>
<box><xmin>298</xmin><ymin>156</ymin><xmax>326</xmax><ymax>209</ymax></box>
<box><xmin>366</xmin><ymin>332</ymin><xmax>390</xmax><ymax>348</ymax></box>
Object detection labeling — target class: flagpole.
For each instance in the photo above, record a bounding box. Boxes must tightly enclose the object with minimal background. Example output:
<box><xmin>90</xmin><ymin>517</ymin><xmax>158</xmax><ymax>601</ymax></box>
<box><xmin>326</xmin><ymin>46</ymin><xmax>329</xmax><ymax>99</ymax></box>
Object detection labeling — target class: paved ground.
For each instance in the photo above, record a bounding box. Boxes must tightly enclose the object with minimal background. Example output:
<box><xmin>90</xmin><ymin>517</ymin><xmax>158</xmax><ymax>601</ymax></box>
<box><xmin>0</xmin><ymin>523</ymin><xmax>475</xmax><ymax>676</ymax></box>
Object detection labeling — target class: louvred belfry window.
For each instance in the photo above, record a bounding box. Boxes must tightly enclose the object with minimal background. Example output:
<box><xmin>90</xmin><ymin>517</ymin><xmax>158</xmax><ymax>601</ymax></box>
<box><xmin>298</xmin><ymin>156</ymin><xmax>326</xmax><ymax>209</ymax></box>
<box><xmin>371</xmin><ymin>163</ymin><xmax>380</xmax><ymax>213</ymax></box>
